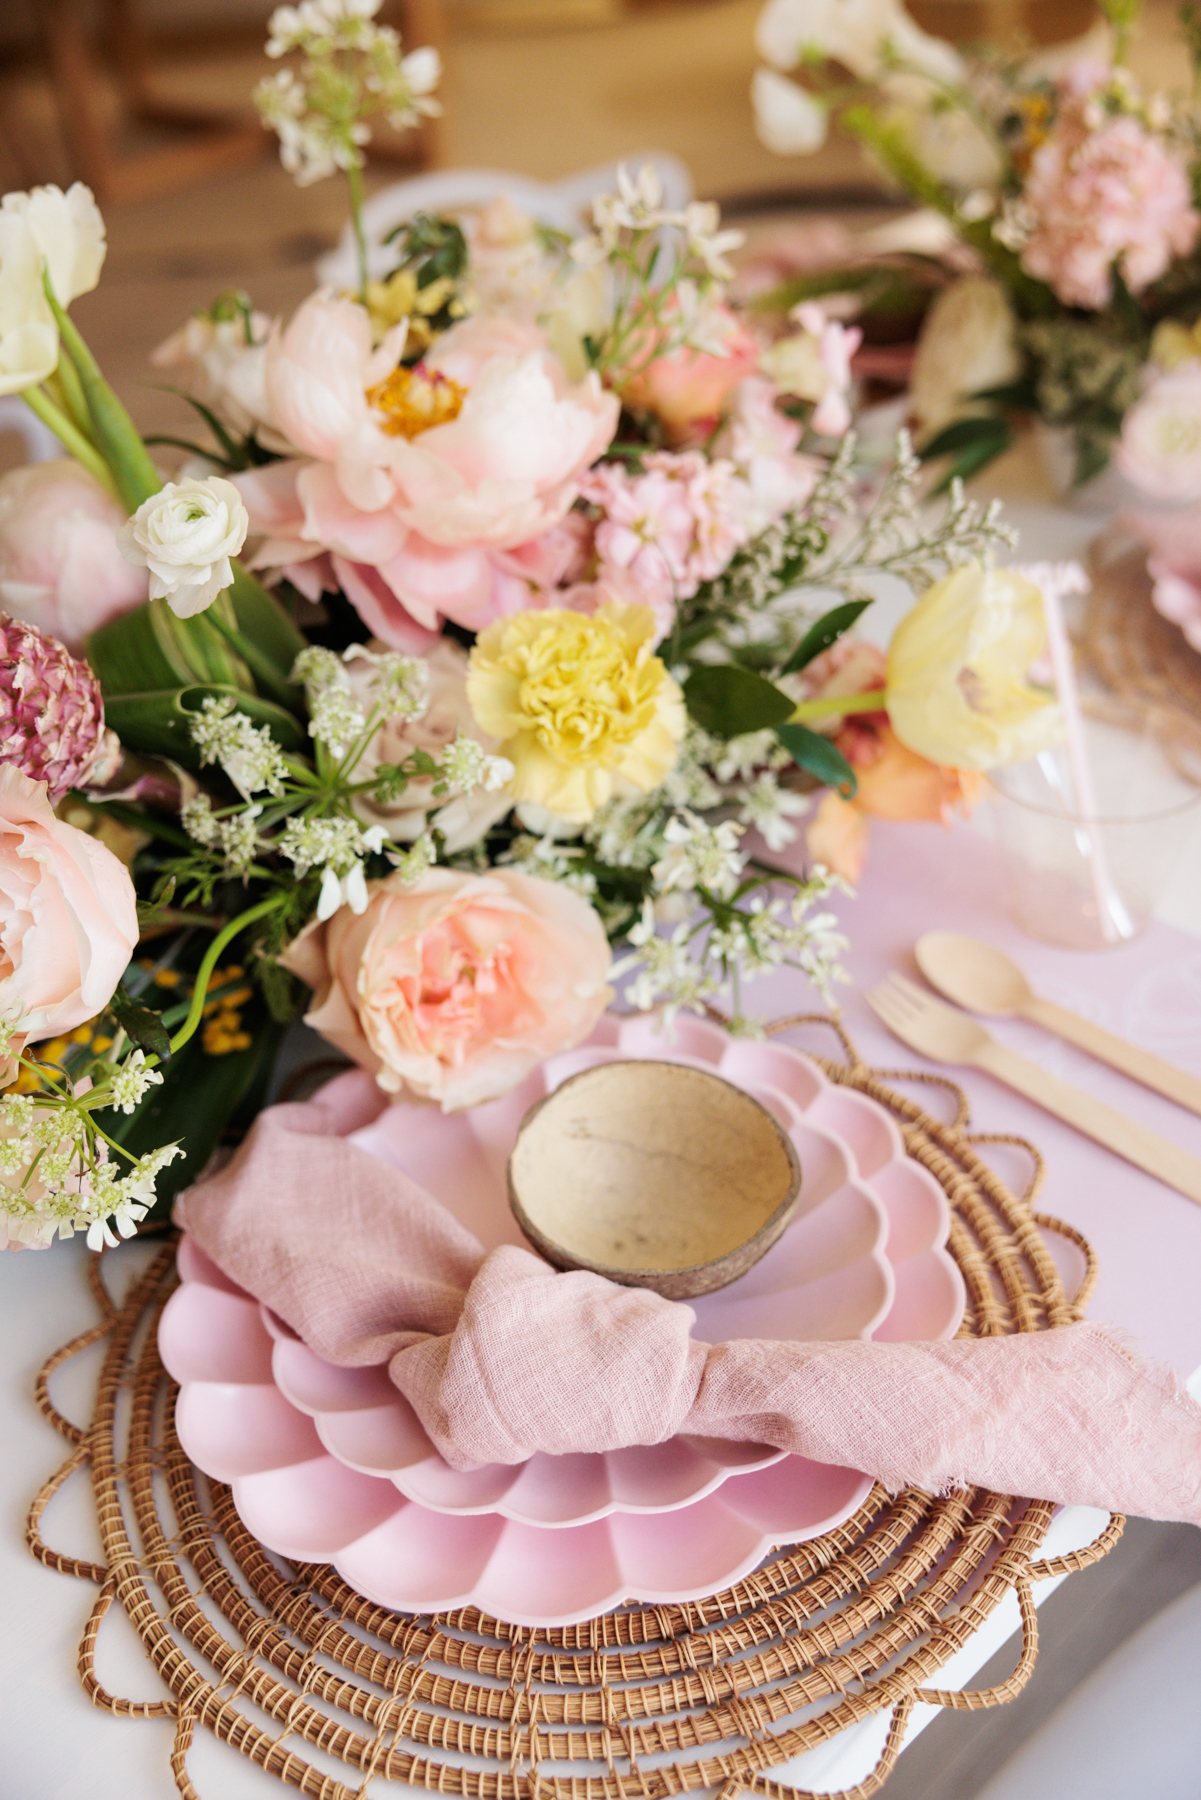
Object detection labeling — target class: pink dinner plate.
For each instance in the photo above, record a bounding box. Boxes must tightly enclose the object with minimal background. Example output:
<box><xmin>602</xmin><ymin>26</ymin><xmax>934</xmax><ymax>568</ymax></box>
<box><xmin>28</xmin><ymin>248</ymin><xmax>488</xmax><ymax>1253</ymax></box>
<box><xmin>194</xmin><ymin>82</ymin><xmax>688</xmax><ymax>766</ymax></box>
<box><xmin>161</xmin><ymin>1018</ymin><xmax>964</xmax><ymax>1626</ymax></box>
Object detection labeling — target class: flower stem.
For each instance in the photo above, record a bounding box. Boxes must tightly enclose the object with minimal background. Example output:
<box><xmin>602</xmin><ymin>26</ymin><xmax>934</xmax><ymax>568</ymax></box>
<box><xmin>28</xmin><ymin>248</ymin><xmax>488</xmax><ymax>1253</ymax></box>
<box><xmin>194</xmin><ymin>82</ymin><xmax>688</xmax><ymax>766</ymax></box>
<box><xmin>346</xmin><ymin>160</ymin><xmax>369</xmax><ymax>305</ymax></box>
<box><xmin>789</xmin><ymin>689</ymin><xmax>886</xmax><ymax>723</ymax></box>
<box><xmin>22</xmin><ymin>386</ymin><xmax>121</xmax><ymax>498</ymax></box>
<box><xmin>159</xmin><ymin>897</ymin><xmax>279</xmax><ymax>1061</ymax></box>
<box><xmin>202</xmin><ymin>606</ymin><xmax>304</xmax><ymax>711</ymax></box>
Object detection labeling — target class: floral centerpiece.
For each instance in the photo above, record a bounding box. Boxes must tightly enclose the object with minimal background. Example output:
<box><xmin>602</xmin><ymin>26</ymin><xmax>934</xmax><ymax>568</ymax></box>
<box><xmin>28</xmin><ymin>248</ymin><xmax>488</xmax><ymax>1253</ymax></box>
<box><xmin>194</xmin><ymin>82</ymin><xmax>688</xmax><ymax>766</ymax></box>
<box><xmin>0</xmin><ymin>0</ymin><xmax>1059</xmax><ymax>1255</ymax></box>
<box><xmin>751</xmin><ymin>0</ymin><xmax>1201</xmax><ymax>498</ymax></box>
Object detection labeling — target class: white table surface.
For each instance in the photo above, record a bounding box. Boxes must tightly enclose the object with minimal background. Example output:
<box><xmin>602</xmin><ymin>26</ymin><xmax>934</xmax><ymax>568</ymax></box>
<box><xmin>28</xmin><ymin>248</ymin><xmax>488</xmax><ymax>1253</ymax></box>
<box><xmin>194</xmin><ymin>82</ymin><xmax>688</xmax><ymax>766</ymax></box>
<box><xmin>3</xmin><ymin>500</ymin><xmax>1200</xmax><ymax>1798</ymax></box>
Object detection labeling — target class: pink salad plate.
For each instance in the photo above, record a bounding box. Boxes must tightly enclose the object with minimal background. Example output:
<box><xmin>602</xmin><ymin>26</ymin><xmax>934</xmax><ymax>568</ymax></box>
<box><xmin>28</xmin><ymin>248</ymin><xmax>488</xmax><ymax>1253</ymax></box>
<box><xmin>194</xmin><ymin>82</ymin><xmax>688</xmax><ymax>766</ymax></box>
<box><xmin>160</xmin><ymin>1016</ymin><xmax>965</xmax><ymax>1627</ymax></box>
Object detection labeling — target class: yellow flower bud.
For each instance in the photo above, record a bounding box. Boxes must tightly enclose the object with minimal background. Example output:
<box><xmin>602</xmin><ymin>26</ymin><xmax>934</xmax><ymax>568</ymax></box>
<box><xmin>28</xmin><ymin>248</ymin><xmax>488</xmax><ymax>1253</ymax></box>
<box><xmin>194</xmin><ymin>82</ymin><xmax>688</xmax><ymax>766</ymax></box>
<box><xmin>885</xmin><ymin>563</ymin><xmax>1061</xmax><ymax>771</ymax></box>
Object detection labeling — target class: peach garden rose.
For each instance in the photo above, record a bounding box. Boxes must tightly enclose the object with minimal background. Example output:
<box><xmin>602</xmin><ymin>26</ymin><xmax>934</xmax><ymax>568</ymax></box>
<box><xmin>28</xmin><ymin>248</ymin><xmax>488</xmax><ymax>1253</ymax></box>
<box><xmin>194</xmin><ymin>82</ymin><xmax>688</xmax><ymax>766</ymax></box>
<box><xmin>0</xmin><ymin>765</ymin><xmax>139</xmax><ymax>1073</ymax></box>
<box><xmin>281</xmin><ymin>867</ymin><xmax>613</xmax><ymax>1110</ymax></box>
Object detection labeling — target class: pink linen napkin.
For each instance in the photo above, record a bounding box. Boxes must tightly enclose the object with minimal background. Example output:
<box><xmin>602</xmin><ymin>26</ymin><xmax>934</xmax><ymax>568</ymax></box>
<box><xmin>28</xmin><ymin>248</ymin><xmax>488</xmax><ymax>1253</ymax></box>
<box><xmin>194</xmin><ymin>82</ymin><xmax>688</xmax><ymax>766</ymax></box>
<box><xmin>174</xmin><ymin>1070</ymin><xmax>1201</xmax><ymax>1524</ymax></box>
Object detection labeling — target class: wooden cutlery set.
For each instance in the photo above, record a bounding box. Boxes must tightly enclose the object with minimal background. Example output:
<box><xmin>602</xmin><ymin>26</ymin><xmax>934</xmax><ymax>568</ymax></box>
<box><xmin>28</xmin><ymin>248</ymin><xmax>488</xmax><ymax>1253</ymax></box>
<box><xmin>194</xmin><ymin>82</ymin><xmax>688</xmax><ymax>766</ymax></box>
<box><xmin>866</xmin><ymin>932</ymin><xmax>1201</xmax><ymax>1206</ymax></box>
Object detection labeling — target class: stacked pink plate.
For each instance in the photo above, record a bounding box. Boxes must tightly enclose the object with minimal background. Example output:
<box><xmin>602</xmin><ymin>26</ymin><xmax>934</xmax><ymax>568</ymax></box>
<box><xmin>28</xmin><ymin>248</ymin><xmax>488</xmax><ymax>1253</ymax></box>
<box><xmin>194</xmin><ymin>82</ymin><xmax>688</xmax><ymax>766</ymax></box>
<box><xmin>159</xmin><ymin>1016</ymin><xmax>965</xmax><ymax>1626</ymax></box>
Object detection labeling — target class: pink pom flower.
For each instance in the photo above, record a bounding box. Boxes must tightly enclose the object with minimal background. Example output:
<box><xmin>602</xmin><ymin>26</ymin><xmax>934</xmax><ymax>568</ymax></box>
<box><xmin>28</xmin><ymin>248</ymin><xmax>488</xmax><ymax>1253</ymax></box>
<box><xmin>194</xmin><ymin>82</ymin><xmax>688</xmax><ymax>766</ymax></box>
<box><xmin>0</xmin><ymin>460</ymin><xmax>148</xmax><ymax>652</ymax></box>
<box><xmin>0</xmin><ymin>614</ymin><xmax>109</xmax><ymax>800</ymax></box>
<box><xmin>281</xmin><ymin>867</ymin><xmax>613</xmax><ymax>1110</ymax></box>
<box><xmin>1019</xmin><ymin>80</ymin><xmax>1200</xmax><ymax>310</ymax></box>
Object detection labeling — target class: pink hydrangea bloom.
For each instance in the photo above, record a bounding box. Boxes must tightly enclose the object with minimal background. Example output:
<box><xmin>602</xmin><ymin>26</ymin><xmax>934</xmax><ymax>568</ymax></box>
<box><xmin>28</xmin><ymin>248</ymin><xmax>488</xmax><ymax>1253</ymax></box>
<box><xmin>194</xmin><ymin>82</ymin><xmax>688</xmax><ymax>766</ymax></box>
<box><xmin>1020</xmin><ymin>80</ymin><xmax>1200</xmax><ymax>310</ymax></box>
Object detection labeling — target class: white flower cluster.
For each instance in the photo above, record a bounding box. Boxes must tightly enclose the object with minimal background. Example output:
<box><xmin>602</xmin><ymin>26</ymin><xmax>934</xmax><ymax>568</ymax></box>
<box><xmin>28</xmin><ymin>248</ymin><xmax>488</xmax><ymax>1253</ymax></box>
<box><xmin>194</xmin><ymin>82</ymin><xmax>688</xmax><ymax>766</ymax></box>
<box><xmin>651</xmin><ymin>812</ymin><xmax>745</xmax><ymax>901</ymax></box>
<box><xmin>0</xmin><ymin>1093</ymin><xmax>181</xmax><ymax>1252</ymax></box>
<box><xmin>616</xmin><ymin>902</ymin><xmax>720</xmax><ymax>1025</ymax></box>
<box><xmin>107</xmin><ymin>1049</ymin><xmax>164</xmax><ymax>1115</ymax></box>
<box><xmin>500</xmin><ymin>834</ymin><xmax>598</xmax><ymax>898</ymax></box>
<box><xmin>182</xmin><ymin>793</ymin><xmax>263</xmax><ymax>877</ymax></box>
<box><xmin>572</xmin><ymin>165</ymin><xmax>743</xmax><ymax>279</ymax></box>
<box><xmin>189</xmin><ymin>695</ymin><xmax>289</xmax><ymax>800</ymax></box>
<box><xmin>256</xmin><ymin>0</ymin><xmax>440</xmax><ymax>188</ymax></box>
<box><xmin>441</xmin><ymin>733</ymin><xmax>514</xmax><ymax>796</ymax></box>
<box><xmin>276</xmin><ymin>814</ymin><xmax>388</xmax><ymax>919</ymax></box>
<box><xmin>295</xmin><ymin>644</ymin><xmax>429</xmax><ymax>760</ymax></box>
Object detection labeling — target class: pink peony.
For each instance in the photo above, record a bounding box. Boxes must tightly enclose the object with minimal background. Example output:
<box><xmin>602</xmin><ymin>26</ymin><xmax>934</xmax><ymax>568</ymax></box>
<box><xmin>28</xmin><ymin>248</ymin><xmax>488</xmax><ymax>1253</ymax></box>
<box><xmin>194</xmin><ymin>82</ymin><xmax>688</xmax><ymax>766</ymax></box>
<box><xmin>281</xmin><ymin>867</ymin><xmax>612</xmax><ymax>1110</ymax></box>
<box><xmin>620</xmin><ymin>303</ymin><xmax>760</xmax><ymax>439</ymax></box>
<box><xmin>254</xmin><ymin>297</ymin><xmax>618</xmax><ymax>635</ymax></box>
<box><xmin>1123</xmin><ymin>506</ymin><xmax>1201</xmax><ymax>651</ymax></box>
<box><xmin>1115</xmin><ymin>360</ymin><xmax>1201</xmax><ymax>501</ymax></box>
<box><xmin>0</xmin><ymin>614</ymin><xmax>110</xmax><ymax>800</ymax></box>
<box><xmin>1020</xmin><ymin>81</ymin><xmax>1200</xmax><ymax>310</ymax></box>
<box><xmin>0</xmin><ymin>461</ymin><xmax>148</xmax><ymax>651</ymax></box>
<box><xmin>0</xmin><ymin>764</ymin><xmax>138</xmax><ymax>1067</ymax></box>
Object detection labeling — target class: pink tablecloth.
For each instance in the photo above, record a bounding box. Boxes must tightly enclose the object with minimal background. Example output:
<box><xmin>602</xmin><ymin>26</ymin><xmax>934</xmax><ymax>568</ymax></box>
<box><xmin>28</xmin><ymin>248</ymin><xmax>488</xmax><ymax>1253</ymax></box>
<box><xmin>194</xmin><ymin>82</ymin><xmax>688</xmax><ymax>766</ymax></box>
<box><xmin>757</xmin><ymin>819</ymin><xmax>1201</xmax><ymax>1381</ymax></box>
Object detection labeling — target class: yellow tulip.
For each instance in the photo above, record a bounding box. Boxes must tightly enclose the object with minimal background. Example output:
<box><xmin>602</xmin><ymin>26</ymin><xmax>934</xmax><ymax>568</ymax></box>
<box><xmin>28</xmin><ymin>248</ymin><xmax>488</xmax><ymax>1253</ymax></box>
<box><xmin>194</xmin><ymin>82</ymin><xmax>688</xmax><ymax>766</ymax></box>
<box><xmin>885</xmin><ymin>562</ymin><xmax>1061</xmax><ymax>771</ymax></box>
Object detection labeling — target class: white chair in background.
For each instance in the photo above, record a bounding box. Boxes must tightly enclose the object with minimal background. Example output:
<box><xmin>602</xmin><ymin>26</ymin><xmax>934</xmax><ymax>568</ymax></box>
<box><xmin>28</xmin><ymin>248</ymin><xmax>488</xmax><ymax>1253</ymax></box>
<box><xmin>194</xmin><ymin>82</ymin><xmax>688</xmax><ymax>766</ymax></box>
<box><xmin>315</xmin><ymin>152</ymin><xmax>693</xmax><ymax>289</ymax></box>
<box><xmin>0</xmin><ymin>395</ymin><xmax>64</xmax><ymax>464</ymax></box>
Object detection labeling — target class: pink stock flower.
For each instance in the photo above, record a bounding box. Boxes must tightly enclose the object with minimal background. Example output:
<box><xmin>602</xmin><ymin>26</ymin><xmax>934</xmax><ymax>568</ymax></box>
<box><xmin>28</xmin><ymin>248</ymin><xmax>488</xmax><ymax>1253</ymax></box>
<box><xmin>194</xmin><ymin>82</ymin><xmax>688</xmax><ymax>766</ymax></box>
<box><xmin>281</xmin><ymin>866</ymin><xmax>613</xmax><ymax>1110</ymax></box>
<box><xmin>0</xmin><ymin>764</ymin><xmax>139</xmax><ymax>1067</ymax></box>
<box><xmin>0</xmin><ymin>614</ymin><xmax>110</xmax><ymax>800</ymax></box>
<box><xmin>0</xmin><ymin>461</ymin><xmax>148</xmax><ymax>652</ymax></box>
<box><xmin>255</xmin><ymin>297</ymin><xmax>617</xmax><ymax>635</ymax></box>
<box><xmin>583</xmin><ymin>451</ymin><xmax>749</xmax><ymax>637</ymax></box>
<box><xmin>620</xmin><ymin>303</ymin><xmax>760</xmax><ymax>438</ymax></box>
<box><xmin>712</xmin><ymin>377</ymin><xmax>821</xmax><ymax>533</ymax></box>
<box><xmin>1123</xmin><ymin>506</ymin><xmax>1201</xmax><ymax>651</ymax></box>
<box><xmin>1020</xmin><ymin>81</ymin><xmax>1200</xmax><ymax>310</ymax></box>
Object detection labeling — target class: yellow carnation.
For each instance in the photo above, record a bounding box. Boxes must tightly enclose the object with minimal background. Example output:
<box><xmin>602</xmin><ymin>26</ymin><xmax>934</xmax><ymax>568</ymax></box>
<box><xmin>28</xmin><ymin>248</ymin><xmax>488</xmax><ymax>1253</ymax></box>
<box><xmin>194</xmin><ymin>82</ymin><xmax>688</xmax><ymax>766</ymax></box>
<box><xmin>466</xmin><ymin>601</ymin><xmax>686</xmax><ymax>824</ymax></box>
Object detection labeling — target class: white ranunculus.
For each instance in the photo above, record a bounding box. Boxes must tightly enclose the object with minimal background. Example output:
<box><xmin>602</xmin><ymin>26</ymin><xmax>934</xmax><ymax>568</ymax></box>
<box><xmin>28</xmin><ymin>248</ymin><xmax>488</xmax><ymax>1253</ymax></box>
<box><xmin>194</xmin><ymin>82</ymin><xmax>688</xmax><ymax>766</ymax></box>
<box><xmin>752</xmin><ymin>69</ymin><xmax>828</xmax><ymax>155</ymax></box>
<box><xmin>909</xmin><ymin>277</ymin><xmax>1022</xmax><ymax>436</ymax></box>
<box><xmin>0</xmin><ymin>182</ymin><xmax>106</xmax><ymax>396</ymax></box>
<box><xmin>118</xmin><ymin>476</ymin><xmax>250</xmax><ymax>618</ymax></box>
<box><xmin>754</xmin><ymin>0</ymin><xmax>961</xmax><ymax>84</ymax></box>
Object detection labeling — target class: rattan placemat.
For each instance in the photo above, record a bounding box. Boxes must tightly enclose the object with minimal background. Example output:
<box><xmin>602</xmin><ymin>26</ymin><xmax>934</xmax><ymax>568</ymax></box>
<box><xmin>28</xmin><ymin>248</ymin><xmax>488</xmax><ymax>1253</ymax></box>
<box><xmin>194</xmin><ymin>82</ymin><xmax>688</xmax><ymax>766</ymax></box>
<box><xmin>26</xmin><ymin>1018</ymin><xmax>1121</xmax><ymax>1800</ymax></box>
<box><xmin>1083</xmin><ymin>536</ymin><xmax>1201</xmax><ymax>724</ymax></box>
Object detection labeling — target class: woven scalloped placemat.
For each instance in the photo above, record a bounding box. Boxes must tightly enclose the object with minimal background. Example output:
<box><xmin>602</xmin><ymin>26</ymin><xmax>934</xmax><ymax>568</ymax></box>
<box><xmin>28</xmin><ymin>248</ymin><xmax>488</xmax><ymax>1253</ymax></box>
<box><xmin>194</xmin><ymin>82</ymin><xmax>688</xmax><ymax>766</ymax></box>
<box><xmin>1083</xmin><ymin>535</ymin><xmax>1201</xmax><ymax>727</ymax></box>
<box><xmin>26</xmin><ymin>1018</ymin><xmax>1122</xmax><ymax>1800</ymax></box>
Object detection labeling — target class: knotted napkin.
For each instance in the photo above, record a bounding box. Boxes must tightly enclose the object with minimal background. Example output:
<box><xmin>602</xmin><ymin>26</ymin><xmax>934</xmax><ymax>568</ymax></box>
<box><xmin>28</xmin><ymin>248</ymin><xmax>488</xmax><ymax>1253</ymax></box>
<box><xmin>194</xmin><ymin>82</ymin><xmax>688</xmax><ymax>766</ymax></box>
<box><xmin>174</xmin><ymin>1070</ymin><xmax>1201</xmax><ymax>1523</ymax></box>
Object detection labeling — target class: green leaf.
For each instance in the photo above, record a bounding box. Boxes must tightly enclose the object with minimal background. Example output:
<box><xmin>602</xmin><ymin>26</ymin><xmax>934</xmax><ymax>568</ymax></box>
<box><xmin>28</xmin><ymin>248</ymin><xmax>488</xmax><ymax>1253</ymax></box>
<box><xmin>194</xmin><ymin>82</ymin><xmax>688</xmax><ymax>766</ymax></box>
<box><xmin>227</xmin><ymin>564</ymin><xmax>308</xmax><ymax>687</ymax></box>
<box><xmin>107</xmin><ymin>984</ymin><xmax>171</xmax><ymax>1060</ymax></box>
<box><xmin>919</xmin><ymin>415</ymin><xmax>1010</xmax><ymax>459</ymax></box>
<box><xmin>931</xmin><ymin>425</ymin><xmax>1013</xmax><ymax>492</ymax></box>
<box><xmin>103</xmin><ymin>684</ymin><xmax>306</xmax><ymax>765</ymax></box>
<box><xmin>87</xmin><ymin>594</ymin><xmax>251</xmax><ymax>696</ymax></box>
<box><xmin>781</xmin><ymin>600</ymin><xmax>872</xmax><ymax>676</ymax></box>
<box><xmin>776</xmin><ymin>722</ymin><xmax>858</xmax><ymax>797</ymax></box>
<box><xmin>683</xmin><ymin>665</ymin><xmax>795</xmax><ymax>737</ymax></box>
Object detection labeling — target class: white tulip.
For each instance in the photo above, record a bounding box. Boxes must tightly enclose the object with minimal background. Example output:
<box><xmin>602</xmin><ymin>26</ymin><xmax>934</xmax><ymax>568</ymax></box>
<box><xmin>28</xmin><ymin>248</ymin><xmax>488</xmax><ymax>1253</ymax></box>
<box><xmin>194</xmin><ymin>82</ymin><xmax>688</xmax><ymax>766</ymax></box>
<box><xmin>118</xmin><ymin>476</ymin><xmax>250</xmax><ymax>618</ymax></box>
<box><xmin>0</xmin><ymin>182</ymin><xmax>106</xmax><ymax>396</ymax></box>
<box><xmin>1</xmin><ymin>183</ymin><xmax>106</xmax><ymax>305</ymax></box>
<box><xmin>752</xmin><ymin>69</ymin><xmax>828</xmax><ymax>155</ymax></box>
<box><xmin>754</xmin><ymin>0</ymin><xmax>961</xmax><ymax>85</ymax></box>
<box><xmin>910</xmin><ymin>277</ymin><xmax>1022</xmax><ymax>436</ymax></box>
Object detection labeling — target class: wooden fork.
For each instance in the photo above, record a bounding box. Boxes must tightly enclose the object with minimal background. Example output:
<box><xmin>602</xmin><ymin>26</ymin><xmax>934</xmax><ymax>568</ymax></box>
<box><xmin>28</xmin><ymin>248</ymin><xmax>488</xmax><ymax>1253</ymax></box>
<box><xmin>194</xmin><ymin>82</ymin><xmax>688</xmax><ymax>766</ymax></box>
<box><xmin>865</xmin><ymin>973</ymin><xmax>1201</xmax><ymax>1205</ymax></box>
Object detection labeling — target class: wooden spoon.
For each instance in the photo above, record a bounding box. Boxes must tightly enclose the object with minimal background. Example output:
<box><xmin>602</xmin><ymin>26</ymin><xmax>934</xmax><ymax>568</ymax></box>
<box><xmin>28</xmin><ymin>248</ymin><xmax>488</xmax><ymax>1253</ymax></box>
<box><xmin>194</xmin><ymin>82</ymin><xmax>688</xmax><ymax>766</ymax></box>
<box><xmin>915</xmin><ymin>931</ymin><xmax>1201</xmax><ymax>1119</ymax></box>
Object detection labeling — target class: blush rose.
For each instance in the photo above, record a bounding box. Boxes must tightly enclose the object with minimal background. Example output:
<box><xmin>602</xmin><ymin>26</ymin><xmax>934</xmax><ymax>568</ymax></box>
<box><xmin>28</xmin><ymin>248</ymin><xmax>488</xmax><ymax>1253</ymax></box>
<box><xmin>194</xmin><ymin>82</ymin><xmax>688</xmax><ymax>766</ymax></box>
<box><xmin>281</xmin><ymin>867</ymin><xmax>612</xmax><ymax>1110</ymax></box>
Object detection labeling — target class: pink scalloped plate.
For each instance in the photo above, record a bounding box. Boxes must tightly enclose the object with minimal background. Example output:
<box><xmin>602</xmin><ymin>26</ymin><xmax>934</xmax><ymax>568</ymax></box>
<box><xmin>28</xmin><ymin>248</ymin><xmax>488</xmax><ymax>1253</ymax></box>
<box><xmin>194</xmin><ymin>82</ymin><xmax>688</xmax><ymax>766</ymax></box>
<box><xmin>160</xmin><ymin>1020</ymin><xmax>964</xmax><ymax>1626</ymax></box>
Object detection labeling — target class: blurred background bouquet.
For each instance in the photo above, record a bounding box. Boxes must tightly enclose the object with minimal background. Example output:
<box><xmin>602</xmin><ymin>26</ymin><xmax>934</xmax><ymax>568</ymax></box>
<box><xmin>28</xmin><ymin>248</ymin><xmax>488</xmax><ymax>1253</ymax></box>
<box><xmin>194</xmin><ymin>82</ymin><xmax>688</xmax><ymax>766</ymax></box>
<box><xmin>0</xmin><ymin>0</ymin><xmax>1063</xmax><ymax>1256</ymax></box>
<box><xmin>752</xmin><ymin>0</ymin><xmax>1201</xmax><ymax>503</ymax></box>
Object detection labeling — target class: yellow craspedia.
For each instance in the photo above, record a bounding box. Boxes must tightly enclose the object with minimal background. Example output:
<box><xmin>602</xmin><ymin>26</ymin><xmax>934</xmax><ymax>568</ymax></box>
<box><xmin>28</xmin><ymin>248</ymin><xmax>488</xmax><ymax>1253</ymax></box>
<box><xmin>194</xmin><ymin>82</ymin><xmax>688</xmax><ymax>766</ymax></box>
<box><xmin>466</xmin><ymin>600</ymin><xmax>686</xmax><ymax>824</ymax></box>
